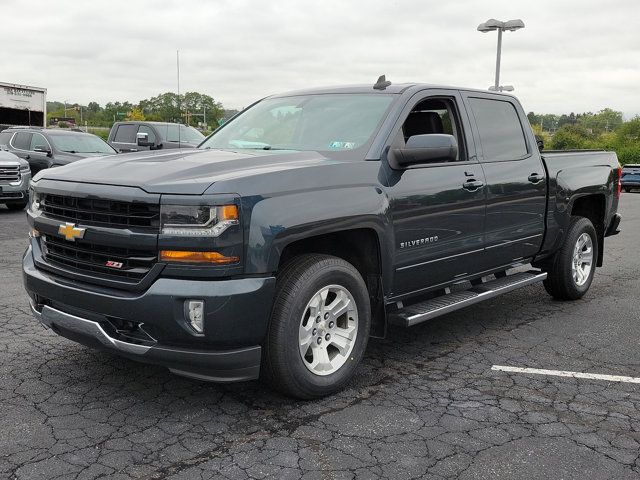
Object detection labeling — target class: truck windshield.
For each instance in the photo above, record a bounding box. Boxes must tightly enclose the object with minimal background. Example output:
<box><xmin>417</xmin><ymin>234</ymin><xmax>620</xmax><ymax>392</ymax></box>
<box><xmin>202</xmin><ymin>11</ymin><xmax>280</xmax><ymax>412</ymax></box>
<box><xmin>48</xmin><ymin>133</ymin><xmax>116</xmax><ymax>154</ymax></box>
<box><xmin>199</xmin><ymin>94</ymin><xmax>394</xmax><ymax>152</ymax></box>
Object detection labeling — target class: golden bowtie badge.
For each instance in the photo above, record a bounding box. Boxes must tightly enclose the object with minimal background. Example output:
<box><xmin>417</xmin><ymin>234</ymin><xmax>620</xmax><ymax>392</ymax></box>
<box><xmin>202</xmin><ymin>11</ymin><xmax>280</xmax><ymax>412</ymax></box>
<box><xmin>58</xmin><ymin>223</ymin><xmax>86</xmax><ymax>242</ymax></box>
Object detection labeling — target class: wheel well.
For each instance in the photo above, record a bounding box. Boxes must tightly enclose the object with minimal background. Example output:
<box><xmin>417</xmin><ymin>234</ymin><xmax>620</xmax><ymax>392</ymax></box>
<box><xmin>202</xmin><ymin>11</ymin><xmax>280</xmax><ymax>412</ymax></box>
<box><xmin>278</xmin><ymin>229</ymin><xmax>386</xmax><ymax>337</ymax></box>
<box><xmin>570</xmin><ymin>194</ymin><xmax>606</xmax><ymax>266</ymax></box>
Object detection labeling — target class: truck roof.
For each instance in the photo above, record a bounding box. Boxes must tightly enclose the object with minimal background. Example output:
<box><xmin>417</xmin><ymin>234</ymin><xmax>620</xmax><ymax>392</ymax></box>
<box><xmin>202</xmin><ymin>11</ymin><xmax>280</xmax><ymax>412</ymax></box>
<box><xmin>270</xmin><ymin>82</ymin><xmax>518</xmax><ymax>99</ymax></box>
<box><xmin>112</xmin><ymin>121</ymin><xmax>192</xmax><ymax>127</ymax></box>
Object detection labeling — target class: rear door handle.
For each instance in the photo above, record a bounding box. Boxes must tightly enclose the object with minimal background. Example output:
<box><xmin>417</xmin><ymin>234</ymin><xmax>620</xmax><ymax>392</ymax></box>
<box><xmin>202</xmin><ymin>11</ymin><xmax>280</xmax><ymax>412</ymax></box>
<box><xmin>528</xmin><ymin>173</ymin><xmax>544</xmax><ymax>184</ymax></box>
<box><xmin>462</xmin><ymin>179</ymin><xmax>484</xmax><ymax>191</ymax></box>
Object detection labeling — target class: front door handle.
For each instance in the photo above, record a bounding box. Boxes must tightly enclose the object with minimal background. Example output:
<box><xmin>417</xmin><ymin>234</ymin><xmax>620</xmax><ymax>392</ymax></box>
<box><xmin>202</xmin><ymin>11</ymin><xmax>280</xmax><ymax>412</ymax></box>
<box><xmin>528</xmin><ymin>173</ymin><xmax>544</xmax><ymax>184</ymax></box>
<box><xmin>462</xmin><ymin>179</ymin><xmax>484</xmax><ymax>191</ymax></box>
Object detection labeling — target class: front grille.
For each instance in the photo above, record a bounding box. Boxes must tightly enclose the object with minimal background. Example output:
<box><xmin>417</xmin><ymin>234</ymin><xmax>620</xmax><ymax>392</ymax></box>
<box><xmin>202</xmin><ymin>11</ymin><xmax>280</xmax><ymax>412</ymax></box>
<box><xmin>42</xmin><ymin>235</ymin><xmax>157</xmax><ymax>282</ymax></box>
<box><xmin>0</xmin><ymin>165</ymin><xmax>20</xmax><ymax>184</ymax></box>
<box><xmin>41</xmin><ymin>194</ymin><xmax>160</xmax><ymax>230</ymax></box>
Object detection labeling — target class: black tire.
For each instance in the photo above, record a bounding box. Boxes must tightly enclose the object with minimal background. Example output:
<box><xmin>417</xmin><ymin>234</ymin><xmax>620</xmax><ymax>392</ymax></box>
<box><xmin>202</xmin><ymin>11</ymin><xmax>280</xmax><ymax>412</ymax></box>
<box><xmin>263</xmin><ymin>254</ymin><xmax>371</xmax><ymax>399</ymax></box>
<box><xmin>5</xmin><ymin>199</ymin><xmax>28</xmax><ymax>211</ymax></box>
<box><xmin>543</xmin><ymin>216</ymin><xmax>598</xmax><ymax>300</ymax></box>
<box><xmin>624</xmin><ymin>187</ymin><xmax>631</xmax><ymax>193</ymax></box>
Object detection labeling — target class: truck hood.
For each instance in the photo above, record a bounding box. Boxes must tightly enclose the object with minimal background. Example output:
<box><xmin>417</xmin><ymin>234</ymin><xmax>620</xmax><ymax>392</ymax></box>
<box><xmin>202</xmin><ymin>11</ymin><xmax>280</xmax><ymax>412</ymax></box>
<box><xmin>0</xmin><ymin>150</ymin><xmax>28</xmax><ymax>167</ymax></box>
<box><xmin>35</xmin><ymin>148</ymin><xmax>336</xmax><ymax>194</ymax></box>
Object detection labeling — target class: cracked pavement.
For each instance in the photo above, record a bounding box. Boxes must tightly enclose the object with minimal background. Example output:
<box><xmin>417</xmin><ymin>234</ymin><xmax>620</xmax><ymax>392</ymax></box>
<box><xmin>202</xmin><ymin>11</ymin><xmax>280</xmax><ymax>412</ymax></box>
<box><xmin>1</xmin><ymin>194</ymin><xmax>640</xmax><ymax>479</ymax></box>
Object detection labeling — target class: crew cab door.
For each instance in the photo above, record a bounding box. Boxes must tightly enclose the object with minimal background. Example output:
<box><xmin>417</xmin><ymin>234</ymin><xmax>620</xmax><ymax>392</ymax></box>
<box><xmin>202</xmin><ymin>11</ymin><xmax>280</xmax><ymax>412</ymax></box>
<box><xmin>462</xmin><ymin>93</ymin><xmax>546</xmax><ymax>266</ymax></box>
<box><xmin>384</xmin><ymin>90</ymin><xmax>487</xmax><ymax>296</ymax></box>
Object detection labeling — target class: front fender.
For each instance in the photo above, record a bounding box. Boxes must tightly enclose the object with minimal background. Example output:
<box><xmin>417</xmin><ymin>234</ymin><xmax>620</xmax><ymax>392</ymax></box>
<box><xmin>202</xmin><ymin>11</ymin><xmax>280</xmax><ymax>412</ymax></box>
<box><xmin>242</xmin><ymin>186</ymin><xmax>392</xmax><ymax>277</ymax></box>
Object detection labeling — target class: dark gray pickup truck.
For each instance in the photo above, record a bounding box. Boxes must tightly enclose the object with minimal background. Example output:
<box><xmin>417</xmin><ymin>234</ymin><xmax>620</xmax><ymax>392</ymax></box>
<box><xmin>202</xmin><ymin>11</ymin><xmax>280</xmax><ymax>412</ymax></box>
<box><xmin>23</xmin><ymin>79</ymin><xmax>622</xmax><ymax>398</ymax></box>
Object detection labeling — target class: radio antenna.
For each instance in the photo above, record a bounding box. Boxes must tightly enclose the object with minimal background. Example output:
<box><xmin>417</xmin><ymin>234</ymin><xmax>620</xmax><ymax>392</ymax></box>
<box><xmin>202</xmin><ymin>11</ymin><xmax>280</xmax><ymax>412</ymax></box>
<box><xmin>177</xmin><ymin>49</ymin><xmax>181</xmax><ymax>147</ymax></box>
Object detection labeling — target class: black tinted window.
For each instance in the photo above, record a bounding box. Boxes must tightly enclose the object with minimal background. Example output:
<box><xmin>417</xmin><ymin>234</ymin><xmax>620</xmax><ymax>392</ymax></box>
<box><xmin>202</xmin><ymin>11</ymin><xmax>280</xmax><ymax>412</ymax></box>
<box><xmin>12</xmin><ymin>132</ymin><xmax>33</xmax><ymax>150</ymax></box>
<box><xmin>469</xmin><ymin>98</ymin><xmax>528</xmax><ymax>161</ymax></box>
<box><xmin>114</xmin><ymin>124</ymin><xmax>137</xmax><ymax>143</ymax></box>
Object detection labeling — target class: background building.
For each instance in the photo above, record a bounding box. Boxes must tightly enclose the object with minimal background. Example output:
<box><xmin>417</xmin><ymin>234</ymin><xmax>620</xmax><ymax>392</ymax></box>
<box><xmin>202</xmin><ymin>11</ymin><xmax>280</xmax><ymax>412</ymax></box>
<box><xmin>0</xmin><ymin>82</ymin><xmax>47</xmax><ymax>130</ymax></box>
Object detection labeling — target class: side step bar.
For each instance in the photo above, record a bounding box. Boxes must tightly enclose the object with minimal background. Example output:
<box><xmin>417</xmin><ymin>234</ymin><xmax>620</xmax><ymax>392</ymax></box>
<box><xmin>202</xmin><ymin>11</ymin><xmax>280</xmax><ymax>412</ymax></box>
<box><xmin>389</xmin><ymin>271</ymin><xmax>547</xmax><ymax>327</ymax></box>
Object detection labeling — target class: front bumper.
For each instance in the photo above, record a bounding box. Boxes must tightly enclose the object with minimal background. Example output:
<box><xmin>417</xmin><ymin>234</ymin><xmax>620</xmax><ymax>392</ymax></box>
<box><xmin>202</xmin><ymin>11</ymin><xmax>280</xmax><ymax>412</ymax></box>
<box><xmin>23</xmin><ymin>246</ymin><xmax>276</xmax><ymax>382</ymax></box>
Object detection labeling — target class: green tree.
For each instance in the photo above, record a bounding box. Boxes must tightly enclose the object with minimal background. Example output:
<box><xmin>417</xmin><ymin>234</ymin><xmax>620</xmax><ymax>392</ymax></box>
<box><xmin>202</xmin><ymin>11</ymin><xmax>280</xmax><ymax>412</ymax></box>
<box><xmin>549</xmin><ymin>124</ymin><xmax>595</xmax><ymax>150</ymax></box>
<box><xmin>125</xmin><ymin>107</ymin><xmax>145</xmax><ymax>121</ymax></box>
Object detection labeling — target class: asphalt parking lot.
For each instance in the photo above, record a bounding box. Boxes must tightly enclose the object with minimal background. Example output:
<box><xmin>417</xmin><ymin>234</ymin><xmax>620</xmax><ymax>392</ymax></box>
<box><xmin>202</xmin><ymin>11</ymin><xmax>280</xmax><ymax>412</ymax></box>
<box><xmin>1</xmin><ymin>194</ymin><xmax>639</xmax><ymax>480</ymax></box>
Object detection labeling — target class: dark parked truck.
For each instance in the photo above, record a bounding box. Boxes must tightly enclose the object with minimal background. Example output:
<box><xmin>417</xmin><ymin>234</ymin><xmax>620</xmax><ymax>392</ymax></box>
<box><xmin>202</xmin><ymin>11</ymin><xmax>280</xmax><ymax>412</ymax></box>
<box><xmin>23</xmin><ymin>80</ymin><xmax>622</xmax><ymax>398</ymax></box>
<box><xmin>108</xmin><ymin>121</ymin><xmax>205</xmax><ymax>153</ymax></box>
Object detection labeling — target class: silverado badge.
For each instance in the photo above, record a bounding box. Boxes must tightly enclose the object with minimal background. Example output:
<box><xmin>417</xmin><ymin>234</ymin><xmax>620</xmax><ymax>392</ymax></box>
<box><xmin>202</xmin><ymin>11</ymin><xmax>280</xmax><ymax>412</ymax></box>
<box><xmin>58</xmin><ymin>222</ymin><xmax>86</xmax><ymax>242</ymax></box>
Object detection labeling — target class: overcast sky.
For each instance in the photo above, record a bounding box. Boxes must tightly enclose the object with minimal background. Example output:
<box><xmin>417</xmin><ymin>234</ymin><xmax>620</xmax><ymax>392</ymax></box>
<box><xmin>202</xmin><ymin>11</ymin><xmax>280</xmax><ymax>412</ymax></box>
<box><xmin>3</xmin><ymin>0</ymin><xmax>639</xmax><ymax>116</ymax></box>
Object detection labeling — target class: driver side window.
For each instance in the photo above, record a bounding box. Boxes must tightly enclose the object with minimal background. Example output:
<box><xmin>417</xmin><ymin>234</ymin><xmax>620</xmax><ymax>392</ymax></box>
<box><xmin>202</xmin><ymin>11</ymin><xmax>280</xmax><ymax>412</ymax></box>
<box><xmin>30</xmin><ymin>133</ymin><xmax>49</xmax><ymax>152</ymax></box>
<box><xmin>399</xmin><ymin>97</ymin><xmax>466</xmax><ymax>162</ymax></box>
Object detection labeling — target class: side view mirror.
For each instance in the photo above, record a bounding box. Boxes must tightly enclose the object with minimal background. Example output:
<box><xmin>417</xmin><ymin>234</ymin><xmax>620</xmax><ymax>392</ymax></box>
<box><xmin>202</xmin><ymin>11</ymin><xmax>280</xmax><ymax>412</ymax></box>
<box><xmin>535</xmin><ymin>135</ymin><xmax>544</xmax><ymax>151</ymax></box>
<box><xmin>137</xmin><ymin>132</ymin><xmax>154</xmax><ymax>147</ymax></box>
<box><xmin>391</xmin><ymin>134</ymin><xmax>458</xmax><ymax>167</ymax></box>
<box><xmin>34</xmin><ymin>145</ymin><xmax>52</xmax><ymax>157</ymax></box>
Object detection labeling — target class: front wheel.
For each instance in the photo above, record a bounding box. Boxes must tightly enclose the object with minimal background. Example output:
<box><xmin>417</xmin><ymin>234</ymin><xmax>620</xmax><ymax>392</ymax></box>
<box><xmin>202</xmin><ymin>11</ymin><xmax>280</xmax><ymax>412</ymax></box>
<box><xmin>624</xmin><ymin>187</ymin><xmax>631</xmax><ymax>193</ymax></box>
<box><xmin>543</xmin><ymin>216</ymin><xmax>598</xmax><ymax>300</ymax></box>
<box><xmin>263</xmin><ymin>254</ymin><xmax>371</xmax><ymax>399</ymax></box>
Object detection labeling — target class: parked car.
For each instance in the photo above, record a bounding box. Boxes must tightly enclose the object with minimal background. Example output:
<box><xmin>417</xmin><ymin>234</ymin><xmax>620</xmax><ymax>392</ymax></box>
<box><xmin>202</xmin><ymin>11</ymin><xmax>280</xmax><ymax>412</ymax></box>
<box><xmin>0</xmin><ymin>127</ymin><xmax>117</xmax><ymax>175</ymax></box>
<box><xmin>24</xmin><ymin>79</ymin><xmax>622</xmax><ymax>399</ymax></box>
<box><xmin>621</xmin><ymin>164</ymin><xmax>640</xmax><ymax>192</ymax></box>
<box><xmin>0</xmin><ymin>148</ymin><xmax>30</xmax><ymax>210</ymax></box>
<box><xmin>108</xmin><ymin>121</ymin><xmax>205</xmax><ymax>153</ymax></box>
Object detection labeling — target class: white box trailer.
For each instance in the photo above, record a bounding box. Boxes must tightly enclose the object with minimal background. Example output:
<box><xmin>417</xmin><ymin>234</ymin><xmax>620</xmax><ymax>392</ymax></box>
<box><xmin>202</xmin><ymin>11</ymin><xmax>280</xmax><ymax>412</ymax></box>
<box><xmin>0</xmin><ymin>82</ymin><xmax>47</xmax><ymax>129</ymax></box>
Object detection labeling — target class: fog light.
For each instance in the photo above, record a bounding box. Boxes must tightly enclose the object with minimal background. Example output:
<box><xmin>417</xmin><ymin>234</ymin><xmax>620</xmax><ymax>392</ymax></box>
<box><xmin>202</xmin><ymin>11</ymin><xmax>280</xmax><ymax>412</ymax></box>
<box><xmin>185</xmin><ymin>300</ymin><xmax>204</xmax><ymax>333</ymax></box>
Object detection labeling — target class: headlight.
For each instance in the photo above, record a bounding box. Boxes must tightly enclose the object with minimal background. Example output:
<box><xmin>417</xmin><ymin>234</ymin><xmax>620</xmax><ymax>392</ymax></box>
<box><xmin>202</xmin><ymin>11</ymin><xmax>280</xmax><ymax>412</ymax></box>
<box><xmin>28</xmin><ymin>187</ymin><xmax>42</xmax><ymax>216</ymax></box>
<box><xmin>20</xmin><ymin>164</ymin><xmax>31</xmax><ymax>173</ymax></box>
<box><xmin>160</xmin><ymin>204</ymin><xmax>239</xmax><ymax>237</ymax></box>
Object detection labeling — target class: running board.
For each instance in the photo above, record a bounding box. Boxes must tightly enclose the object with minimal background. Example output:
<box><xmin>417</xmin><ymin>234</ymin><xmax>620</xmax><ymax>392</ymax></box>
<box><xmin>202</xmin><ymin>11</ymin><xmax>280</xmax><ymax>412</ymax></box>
<box><xmin>389</xmin><ymin>271</ymin><xmax>547</xmax><ymax>327</ymax></box>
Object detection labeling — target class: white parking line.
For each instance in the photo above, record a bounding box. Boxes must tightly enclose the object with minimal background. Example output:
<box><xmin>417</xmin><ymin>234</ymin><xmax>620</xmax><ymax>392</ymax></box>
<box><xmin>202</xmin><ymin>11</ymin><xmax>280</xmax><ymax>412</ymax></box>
<box><xmin>491</xmin><ymin>365</ymin><xmax>640</xmax><ymax>384</ymax></box>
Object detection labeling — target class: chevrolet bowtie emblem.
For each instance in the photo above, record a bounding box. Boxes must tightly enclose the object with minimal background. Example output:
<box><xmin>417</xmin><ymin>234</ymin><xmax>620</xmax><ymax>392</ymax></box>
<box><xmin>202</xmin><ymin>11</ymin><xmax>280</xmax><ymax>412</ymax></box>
<box><xmin>58</xmin><ymin>222</ymin><xmax>86</xmax><ymax>242</ymax></box>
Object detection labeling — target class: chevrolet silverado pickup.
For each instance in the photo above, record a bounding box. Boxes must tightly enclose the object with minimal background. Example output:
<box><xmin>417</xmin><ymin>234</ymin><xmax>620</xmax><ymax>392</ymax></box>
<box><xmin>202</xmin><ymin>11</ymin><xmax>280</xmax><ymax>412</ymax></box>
<box><xmin>23</xmin><ymin>79</ymin><xmax>622</xmax><ymax>399</ymax></box>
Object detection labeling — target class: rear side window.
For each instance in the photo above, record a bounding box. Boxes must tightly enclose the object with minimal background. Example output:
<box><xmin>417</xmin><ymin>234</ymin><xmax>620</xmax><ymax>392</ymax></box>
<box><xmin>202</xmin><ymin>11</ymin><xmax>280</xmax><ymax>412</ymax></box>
<box><xmin>468</xmin><ymin>98</ymin><xmax>528</xmax><ymax>161</ymax></box>
<box><xmin>114</xmin><ymin>124</ymin><xmax>137</xmax><ymax>143</ymax></box>
<box><xmin>12</xmin><ymin>132</ymin><xmax>33</xmax><ymax>150</ymax></box>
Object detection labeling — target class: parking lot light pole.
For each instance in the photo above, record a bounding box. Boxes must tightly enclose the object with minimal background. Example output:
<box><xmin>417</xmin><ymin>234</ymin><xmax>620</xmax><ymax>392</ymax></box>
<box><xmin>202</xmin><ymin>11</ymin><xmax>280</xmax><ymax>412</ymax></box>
<box><xmin>477</xmin><ymin>19</ymin><xmax>524</xmax><ymax>91</ymax></box>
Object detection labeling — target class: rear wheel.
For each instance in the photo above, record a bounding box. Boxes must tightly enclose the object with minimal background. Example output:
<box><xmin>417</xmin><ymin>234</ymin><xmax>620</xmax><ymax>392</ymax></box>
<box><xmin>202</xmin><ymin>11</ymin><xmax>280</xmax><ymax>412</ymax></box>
<box><xmin>263</xmin><ymin>254</ymin><xmax>371</xmax><ymax>399</ymax></box>
<box><xmin>543</xmin><ymin>216</ymin><xmax>598</xmax><ymax>300</ymax></box>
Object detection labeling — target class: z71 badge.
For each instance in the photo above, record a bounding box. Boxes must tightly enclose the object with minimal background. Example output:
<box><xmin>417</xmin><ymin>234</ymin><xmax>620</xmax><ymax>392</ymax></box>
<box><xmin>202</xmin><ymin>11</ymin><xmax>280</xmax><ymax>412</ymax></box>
<box><xmin>400</xmin><ymin>236</ymin><xmax>439</xmax><ymax>249</ymax></box>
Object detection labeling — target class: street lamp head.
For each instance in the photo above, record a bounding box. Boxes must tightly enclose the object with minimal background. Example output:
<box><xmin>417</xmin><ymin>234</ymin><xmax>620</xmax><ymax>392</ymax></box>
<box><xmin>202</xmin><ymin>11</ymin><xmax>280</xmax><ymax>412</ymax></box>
<box><xmin>503</xmin><ymin>19</ymin><xmax>525</xmax><ymax>31</ymax></box>
<box><xmin>488</xmin><ymin>85</ymin><xmax>514</xmax><ymax>92</ymax></box>
<box><xmin>477</xmin><ymin>18</ymin><xmax>502</xmax><ymax>32</ymax></box>
<box><xmin>477</xmin><ymin>18</ymin><xmax>525</xmax><ymax>33</ymax></box>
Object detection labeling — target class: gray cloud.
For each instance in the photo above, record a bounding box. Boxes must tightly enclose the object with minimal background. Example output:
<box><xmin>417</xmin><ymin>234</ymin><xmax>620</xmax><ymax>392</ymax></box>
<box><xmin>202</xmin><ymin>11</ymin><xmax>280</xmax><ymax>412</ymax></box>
<box><xmin>4</xmin><ymin>0</ymin><xmax>640</xmax><ymax>116</ymax></box>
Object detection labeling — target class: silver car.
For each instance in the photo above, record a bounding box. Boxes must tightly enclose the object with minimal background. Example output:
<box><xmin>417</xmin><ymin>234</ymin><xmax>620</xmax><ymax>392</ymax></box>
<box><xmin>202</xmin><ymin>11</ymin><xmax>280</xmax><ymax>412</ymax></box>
<box><xmin>0</xmin><ymin>148</ymin><xmax>31</xmax><ymax>210</ymax></box>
